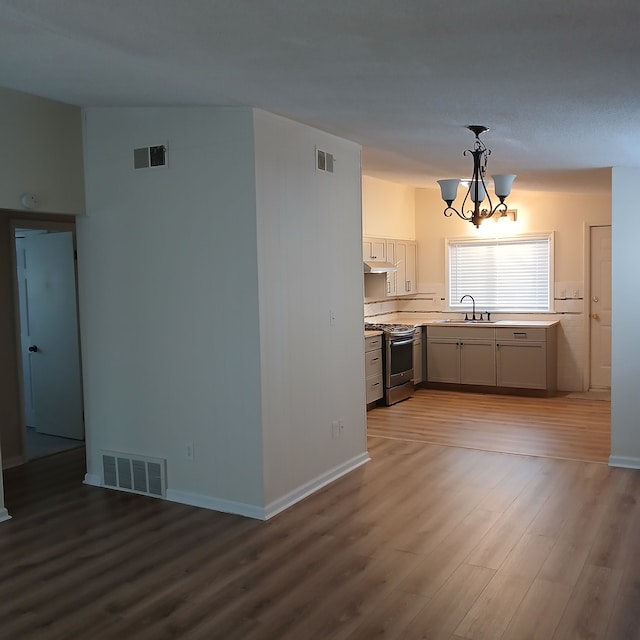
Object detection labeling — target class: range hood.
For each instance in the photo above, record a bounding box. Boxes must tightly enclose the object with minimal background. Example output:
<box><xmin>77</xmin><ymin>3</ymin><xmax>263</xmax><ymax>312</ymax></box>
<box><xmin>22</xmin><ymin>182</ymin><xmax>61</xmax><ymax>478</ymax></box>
<box><xmin>364</xmin><ymin>260</ymin><xmax>397</xmax><ymax>274</ymax></box>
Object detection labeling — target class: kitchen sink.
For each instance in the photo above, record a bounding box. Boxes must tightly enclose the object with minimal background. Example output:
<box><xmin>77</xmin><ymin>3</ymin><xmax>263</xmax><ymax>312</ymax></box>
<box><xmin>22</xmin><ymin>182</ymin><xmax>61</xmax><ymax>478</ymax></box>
<box><xmin>436</xmin><ymin>319</ymin><xmax>497</xmax><ymax>324</ymax></box>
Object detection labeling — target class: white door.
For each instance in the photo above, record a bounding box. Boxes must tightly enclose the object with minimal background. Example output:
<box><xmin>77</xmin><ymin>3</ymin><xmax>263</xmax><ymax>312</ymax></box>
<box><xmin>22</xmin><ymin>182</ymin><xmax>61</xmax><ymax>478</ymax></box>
<box><xmin>589</xmin><ymin>225</ymin><xmax>611</xmax><ymax>389</ymax></box>
<box><xmin>15</xmin><ymin>236</ymin><xmax>36</xmax><ymax>427</ymax></box>
<box><xmin>22</xmin><ymin>231</ymin><xmax>84</xmax><ymax>439</ymax></box>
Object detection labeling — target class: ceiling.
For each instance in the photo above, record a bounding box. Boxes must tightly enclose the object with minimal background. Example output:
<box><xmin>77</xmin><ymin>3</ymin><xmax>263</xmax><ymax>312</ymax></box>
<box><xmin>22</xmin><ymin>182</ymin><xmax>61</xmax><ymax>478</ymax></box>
<box><xmin>1</xmin><ymin>0</ymin><xmax>639</xmax><ymax>194</ymax></box>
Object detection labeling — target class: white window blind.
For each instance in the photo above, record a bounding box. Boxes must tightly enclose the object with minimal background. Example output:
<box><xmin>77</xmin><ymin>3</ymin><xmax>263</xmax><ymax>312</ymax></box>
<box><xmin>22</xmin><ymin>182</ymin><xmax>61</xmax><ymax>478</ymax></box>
<box><xmin>448</xmin><ymin>235</ymin><xmax>551</xmax><ymax>312</ymax></box>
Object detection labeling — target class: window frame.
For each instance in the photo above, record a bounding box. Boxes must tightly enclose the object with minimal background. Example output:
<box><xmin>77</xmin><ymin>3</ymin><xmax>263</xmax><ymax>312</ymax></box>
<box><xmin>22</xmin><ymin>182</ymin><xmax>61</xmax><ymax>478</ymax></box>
<box><xmin>445</xmin><ymin>232</ymin><xmax>555</xmax><ymax>314</ymax></box>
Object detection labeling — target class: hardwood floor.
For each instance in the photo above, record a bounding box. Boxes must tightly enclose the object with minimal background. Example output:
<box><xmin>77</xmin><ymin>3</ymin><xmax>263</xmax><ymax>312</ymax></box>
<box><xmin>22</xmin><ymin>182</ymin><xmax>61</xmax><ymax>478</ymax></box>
<box><xmin>368</xmin><ymin>388</ymin><xmax>611</xmax><ymax>463</ymax></box>
<box><xmin>1</xmin><ymin>392</ymin><xmax>637</xmax><ymax>639</ymax></box>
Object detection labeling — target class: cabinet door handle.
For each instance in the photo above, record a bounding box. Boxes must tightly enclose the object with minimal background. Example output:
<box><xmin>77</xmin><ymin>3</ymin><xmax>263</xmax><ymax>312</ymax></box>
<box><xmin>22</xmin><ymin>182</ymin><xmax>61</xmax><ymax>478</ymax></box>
<box><xmin>371</xmin><ymin>357</ymin><xmax>380</xmax><ymax>362</ymax></box>
<box><xmin>372</xmin><ymin>382</ymin><xmax>380</xmax><ymax>387</ymax></box>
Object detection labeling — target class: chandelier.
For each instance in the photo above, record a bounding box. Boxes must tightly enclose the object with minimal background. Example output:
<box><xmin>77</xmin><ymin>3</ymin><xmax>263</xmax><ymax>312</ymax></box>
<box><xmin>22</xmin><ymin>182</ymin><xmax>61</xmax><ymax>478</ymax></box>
<box><xmin>437</xmin><ymin>125</ymin><xmax>516</xmax><ymax>228</ymax></box>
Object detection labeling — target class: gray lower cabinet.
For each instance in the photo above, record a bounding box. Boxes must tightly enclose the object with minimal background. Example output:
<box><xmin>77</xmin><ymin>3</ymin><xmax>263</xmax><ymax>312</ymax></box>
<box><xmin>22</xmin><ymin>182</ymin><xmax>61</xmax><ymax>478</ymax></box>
<box><xmin>365</xmin><ymin>334</ymin><xmax>384</xmax><ymax>404</ymax></box>
<box><xmin>495</xmin><ymin>327</ymin><xmax>557</xmax><ymax>390</ymax></box>
<box><xmin>427</xmin><ymin>336</ymin><xmax>496</xmax><ymax>385</ymax></box>
<box><xmin>427</xmin><ymin>326</ymin><xmax>496</xmax><ymax>386</ymax></box>
<box><xmin>412</xmin><ymin>328</ymin><xmax>423</xmax><ymax>384</ymax></box>
<box><xmin>427</xmin><ymin>324</ymin><xmax>557</xmax><ymax>392</ymax></box>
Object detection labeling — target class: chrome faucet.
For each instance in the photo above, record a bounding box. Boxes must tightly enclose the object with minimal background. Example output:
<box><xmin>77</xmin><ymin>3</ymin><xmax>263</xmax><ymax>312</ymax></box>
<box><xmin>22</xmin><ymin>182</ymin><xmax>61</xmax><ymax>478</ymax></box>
<box><xmin>460</xmin><ymin>294</ymin><xmax>477</xmax><ymax>321</ymax></box>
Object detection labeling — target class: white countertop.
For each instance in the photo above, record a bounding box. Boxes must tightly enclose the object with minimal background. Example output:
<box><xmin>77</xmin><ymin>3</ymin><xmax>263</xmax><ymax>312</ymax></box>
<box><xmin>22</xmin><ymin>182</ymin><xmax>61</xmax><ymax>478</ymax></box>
<box><xmin>365</xmin><ymin>314</ymin><xmax>559</xmax><ymax>329</ymax></box>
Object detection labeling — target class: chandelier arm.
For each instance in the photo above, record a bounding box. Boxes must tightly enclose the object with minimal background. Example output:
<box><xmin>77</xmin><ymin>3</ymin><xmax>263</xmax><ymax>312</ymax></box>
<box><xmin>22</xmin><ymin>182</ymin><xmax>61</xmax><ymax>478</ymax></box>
<box><xmin>490</xmin><ymin>199</ymin><xmax>508</xmax><ymax>216</ymax></box>
<box><xmin>443</xmin><ymin>205</ymin><xmax>474</xmax><ymax>222</ymax></box>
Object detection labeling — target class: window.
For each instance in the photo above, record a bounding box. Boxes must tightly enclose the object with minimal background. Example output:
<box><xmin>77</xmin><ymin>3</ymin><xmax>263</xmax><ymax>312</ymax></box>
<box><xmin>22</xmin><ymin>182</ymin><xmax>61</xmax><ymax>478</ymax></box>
<box><xmin>448</xmin><ymin>234</ymin><xmax>553</xmax><ymax>312</ymax></box>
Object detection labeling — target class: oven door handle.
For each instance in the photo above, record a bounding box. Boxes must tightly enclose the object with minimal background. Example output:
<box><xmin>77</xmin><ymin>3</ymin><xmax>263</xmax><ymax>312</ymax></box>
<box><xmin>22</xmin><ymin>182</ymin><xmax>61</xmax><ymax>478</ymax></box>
<box><xmin>389</xmin><ymin>338</ymin><xmax>414</xmax><ymax>347</ymax></box>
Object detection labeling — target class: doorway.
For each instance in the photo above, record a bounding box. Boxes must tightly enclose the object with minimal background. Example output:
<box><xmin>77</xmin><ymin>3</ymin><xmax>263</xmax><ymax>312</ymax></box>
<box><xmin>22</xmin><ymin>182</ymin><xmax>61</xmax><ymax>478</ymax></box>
<box><xmin>587</xmin><ymin>225</ymin><xmax>612</xmax><ymax>391</ymax></box>
<box><xmin>12</xmin><ymin>220</ymin><xmax>84</xmax><ymax>461</ymax></box>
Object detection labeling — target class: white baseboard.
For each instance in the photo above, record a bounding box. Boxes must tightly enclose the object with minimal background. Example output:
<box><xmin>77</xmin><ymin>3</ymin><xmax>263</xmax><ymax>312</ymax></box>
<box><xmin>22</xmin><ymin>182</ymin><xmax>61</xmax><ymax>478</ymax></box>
<box><xmin>84</xmin><ymin>452</ymin><xmax>370</xmax><ymax>521</ymax></box>
<box><xmin>0</xmin><ymin>508</ymin><xmax>11</xmax><ymax>523</ymax></box>
<box><xmin>263</xmin><ymin>451</ymin><xmax>370</xmax><ymax>520</ymax></box>
<box><xmin>608</xmin><ymin>455</ymin><xmax>640</xmax><ymax>469</ymax></box>
<box><xmin>83</xmin><ymin>473</ymin><xmax>103</xmax><ymax>487</ymax></box>
<box><xmin>166</xmin><ymin>489</ymin><xmax>265</xmax><ymax>520</ymax></box>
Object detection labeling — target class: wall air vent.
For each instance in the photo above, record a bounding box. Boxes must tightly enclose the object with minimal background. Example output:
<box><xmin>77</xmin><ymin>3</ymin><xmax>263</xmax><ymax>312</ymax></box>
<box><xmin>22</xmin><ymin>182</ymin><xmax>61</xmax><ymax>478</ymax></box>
<box><xmin>102</xmin><ymin>451</ymin><xmax>166</xmax><ymax>498</ymax></box>
<box><xmin>133</xmin><ymin>145</ymin><xmax>168</xmax><ymax>170</ymax></box>
<box><xmin>316</xmin><ymin>147</ymin><xmax>334</xmax><ymax>173</ymax></box>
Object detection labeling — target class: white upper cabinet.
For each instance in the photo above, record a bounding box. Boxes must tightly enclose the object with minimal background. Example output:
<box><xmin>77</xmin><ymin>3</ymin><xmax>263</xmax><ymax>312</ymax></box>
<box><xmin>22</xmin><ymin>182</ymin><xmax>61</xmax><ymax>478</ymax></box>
<box><xmin>363</xmin><ymin>237</ymin><xmax>386</xmax><ymax>262</ymax></box>
<box><xmin>363</xmin><ymin>235</ymin><xmax>418</xmax><ymax>298</ymax></box>
<box><xmin>394</xmin><ymin>240</ymin><xmax>417</xmax><ymax>296</ymax></box>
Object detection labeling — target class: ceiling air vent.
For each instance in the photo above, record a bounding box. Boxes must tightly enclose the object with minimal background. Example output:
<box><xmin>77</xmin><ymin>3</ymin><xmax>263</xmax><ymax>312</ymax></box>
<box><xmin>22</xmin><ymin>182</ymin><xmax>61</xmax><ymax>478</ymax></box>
<box><xmin>133</xmin><ymin>145</ymin><xmax>168</xmax><ymax>170</ymax></box>
<box><xmin>316</xmin><ymin>147</ymin><xmax>334</xmax><ymax>173</ymax></box>
<box><xmin>102</xmin><ymin>450</ymin><xmax>166</xmax><ymax>498</ymax></box>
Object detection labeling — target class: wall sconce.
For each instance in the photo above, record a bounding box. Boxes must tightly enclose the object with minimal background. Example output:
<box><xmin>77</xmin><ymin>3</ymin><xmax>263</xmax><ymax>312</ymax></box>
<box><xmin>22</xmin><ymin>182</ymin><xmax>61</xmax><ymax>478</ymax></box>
<box><xmin>494</xmin><ymin>209</ymin><xmax>517</xmax><ymax>223</ymax></box>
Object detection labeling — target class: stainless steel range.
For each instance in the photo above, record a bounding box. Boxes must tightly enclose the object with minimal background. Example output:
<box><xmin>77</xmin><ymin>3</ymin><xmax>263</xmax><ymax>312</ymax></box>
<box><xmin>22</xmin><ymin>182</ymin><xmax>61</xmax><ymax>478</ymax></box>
<box><xmin>365</xmin><ymin>322</ymin><xmax>415</xmax><ymax>405</ymax></box>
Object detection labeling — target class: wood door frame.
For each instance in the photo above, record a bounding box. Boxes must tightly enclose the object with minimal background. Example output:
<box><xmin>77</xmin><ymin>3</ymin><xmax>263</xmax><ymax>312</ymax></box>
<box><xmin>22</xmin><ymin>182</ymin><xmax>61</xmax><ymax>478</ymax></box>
<box><xmin>582</xmin><ymin>222</ymin><xmax>612</xmax><ymax>392</ymax></box>
<box><xmin>8</xmin><ymin>213</ymin><xmax>80</xmax><ymax>465</ymax></box>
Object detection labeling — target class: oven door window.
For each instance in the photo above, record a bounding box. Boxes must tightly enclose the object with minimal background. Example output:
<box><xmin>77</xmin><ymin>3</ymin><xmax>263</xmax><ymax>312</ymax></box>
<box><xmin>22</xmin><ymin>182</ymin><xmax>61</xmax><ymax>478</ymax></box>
<box><xmin>389</xmin><ymin>339</ymin><xmax>413</xmax><ymax>375</ymax></box>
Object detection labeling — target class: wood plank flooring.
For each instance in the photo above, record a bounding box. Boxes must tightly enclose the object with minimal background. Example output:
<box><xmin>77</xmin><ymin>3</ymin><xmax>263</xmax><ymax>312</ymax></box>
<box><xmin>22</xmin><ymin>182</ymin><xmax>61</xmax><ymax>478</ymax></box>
<box><xmin>368</xmin><ymin>388</ymin><xmax>611</xmax><ymax>463</ymax></box>
<box><xmin>1</xmin><ymin>394</ymin><xmax>637</xmax><ymax>639</ymax></box>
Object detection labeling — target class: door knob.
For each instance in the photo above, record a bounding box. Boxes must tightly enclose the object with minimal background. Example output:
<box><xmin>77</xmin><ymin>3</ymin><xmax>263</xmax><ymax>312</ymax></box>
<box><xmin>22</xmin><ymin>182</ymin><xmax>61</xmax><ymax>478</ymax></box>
<box><xmin>28</xmin><ymin>345</ymin><xmax>38</xmax><ymax>352</ymax></box>
<box><xmin>592</xmin><ymin>296</ymin><xmax>599</xmax><ymax>303</ymax></box>
<box><xmin>591</xmin><ymin>313</ymin><xmax>600</xmax><ymax>320</ymax></box>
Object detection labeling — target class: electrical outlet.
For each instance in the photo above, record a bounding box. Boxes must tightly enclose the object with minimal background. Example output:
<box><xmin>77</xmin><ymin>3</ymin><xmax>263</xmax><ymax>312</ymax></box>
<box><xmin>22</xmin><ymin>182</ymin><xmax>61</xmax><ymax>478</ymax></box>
<box><xmin>184</xmin><ymin>441</ymin><xmax>194</xmax><ymax>461</ymax></box>
<box><xmin>573</xmin><ymin>289</ymin><xmax>580</xmax><ymax>298</ymax></box>
<box><xmin>331</xmin><ymin>420</ymin><xmax>340</xmax><ymax>439</ymax></box>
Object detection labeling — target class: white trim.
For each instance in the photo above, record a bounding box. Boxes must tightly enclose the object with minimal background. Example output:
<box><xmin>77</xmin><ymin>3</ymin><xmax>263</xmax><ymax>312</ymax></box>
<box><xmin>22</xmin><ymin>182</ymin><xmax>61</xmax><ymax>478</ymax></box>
<box><xmin>83</xmin><ymin>473</ymin><xmax>102</xmax><ymax>487</ymax></box>
<box><xmin>263</xmin><ymin>452</ymin><xmax>370</xmax><ymax>520</ymax></box>
<box><xmin>165</xmin><ymin>489</ymin><xmax>265</xmax><ymax>520</ymax></box>
<box><xmin>608</xmin><ymin>456</ymin><xmax>640</xmax><ymax>470</ymax></box>
<box><xmin>0</xmin><ymin>508</ymin><xmax>11</xmax><ymax>523</ymax></box>
<box><xmin>84</xmin><ymin>452</ymin><xmax>370</xmax><ymax>521</ymax></box>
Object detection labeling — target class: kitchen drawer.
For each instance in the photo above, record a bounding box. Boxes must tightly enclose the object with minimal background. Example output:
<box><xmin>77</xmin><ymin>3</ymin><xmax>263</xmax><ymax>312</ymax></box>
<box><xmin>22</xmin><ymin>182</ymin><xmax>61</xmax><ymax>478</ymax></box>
<box><xmin>365</xmin><ymin>351</ymin><xmax>383</xmax><ymax>377</ymax></box>
<box><xmin>428</xmin><ymin>325</ymin><xmax>495</xmax><ymax>340</ymax></box>
<box><xmin>366</xmin><ymin>375</ymin><xmax>383</xmax><ymax>403</ymax></box>
<box><xmin>365</xmin><ymin>335</ymin><xmax>383</xmax><ymax>351</ymax></box>
<box><xmin>496</xmin><ymin>327</ymin><xmax>546</xmax><ymax>342</ymax></box>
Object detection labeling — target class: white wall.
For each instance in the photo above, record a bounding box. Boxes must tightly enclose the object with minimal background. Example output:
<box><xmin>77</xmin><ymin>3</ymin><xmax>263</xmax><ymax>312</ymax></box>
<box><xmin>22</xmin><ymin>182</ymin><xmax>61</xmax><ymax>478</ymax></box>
<box><xmin>79</xmin><ymin>107</ymin><xmax>265</xmax><ymax>512</ymax></box>
<box><xmin>79</xmin><ymin>105</ymin><xmax>367</xmax><ymax>518</ymax></box>
<box><xmin>414</xmin><ymin>187</ymin><xmax>611</xmax><ymax>296</ymax></box>
<box><xmin>253</xmin><ymin>110</ymin><xmax>367</xmax><ymax>508</ymax></box>
<box><xmin>362</xmin><ymin>176</ymin><xmax>415</xmax><ymax>239</ymax></box>
<box><xmin>0</xmin><ymin>87</ymin><xmax>85</xmax><ymax>214</ymax></box>
<box><xmin>610</xmin><ymin>167</ymin><xmax>640</xmax><ymax>467</ymax></box>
